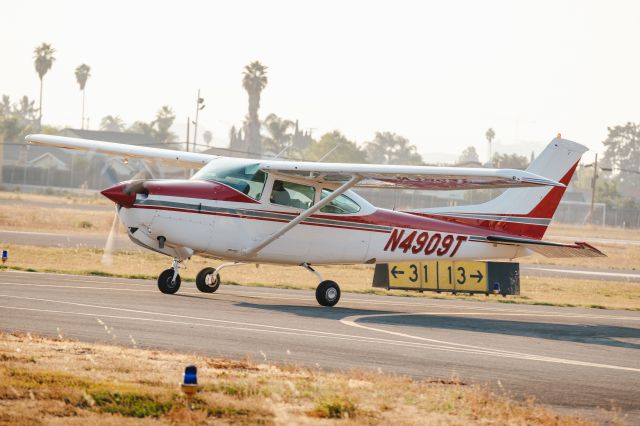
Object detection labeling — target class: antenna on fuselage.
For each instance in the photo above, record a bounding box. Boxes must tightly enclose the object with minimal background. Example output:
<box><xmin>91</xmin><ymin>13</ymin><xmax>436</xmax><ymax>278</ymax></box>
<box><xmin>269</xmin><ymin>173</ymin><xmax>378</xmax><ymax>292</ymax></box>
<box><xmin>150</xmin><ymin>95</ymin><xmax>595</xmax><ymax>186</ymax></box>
<box><xmin>317</xmin><ymin>144</ymin><xmax>339</xmax><ymax>162</ymax></box>
<box><xmin>271</xmin><ymin>146</ymin><xmax>289</xmax><ymax>160</ymax></box>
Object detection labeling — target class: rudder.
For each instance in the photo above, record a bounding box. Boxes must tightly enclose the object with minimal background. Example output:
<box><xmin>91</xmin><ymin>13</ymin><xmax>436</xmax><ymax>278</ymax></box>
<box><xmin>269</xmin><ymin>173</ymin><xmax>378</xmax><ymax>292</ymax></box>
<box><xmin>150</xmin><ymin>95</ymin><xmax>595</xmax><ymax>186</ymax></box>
<box><xmin>412</xmin><ymin>137</ymin><xmax>588</xmax><ymax>239</ymax></box>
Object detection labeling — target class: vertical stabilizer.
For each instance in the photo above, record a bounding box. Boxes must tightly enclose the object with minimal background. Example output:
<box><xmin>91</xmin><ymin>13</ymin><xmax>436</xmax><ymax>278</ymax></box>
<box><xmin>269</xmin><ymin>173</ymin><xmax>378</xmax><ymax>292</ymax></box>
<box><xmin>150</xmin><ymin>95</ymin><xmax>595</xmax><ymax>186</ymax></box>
<box><xmin>411</xmin><ymin>137</ymin><xmax>588</xmax><ymax>239</ymax></box>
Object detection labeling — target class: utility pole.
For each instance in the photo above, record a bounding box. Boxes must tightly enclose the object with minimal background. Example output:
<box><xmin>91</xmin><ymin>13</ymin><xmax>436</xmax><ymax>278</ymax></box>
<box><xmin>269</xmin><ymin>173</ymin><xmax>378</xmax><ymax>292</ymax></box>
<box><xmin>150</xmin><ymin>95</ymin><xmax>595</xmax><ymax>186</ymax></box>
<box><xmin>185</xmin><ymin>118</ymin><xmax>190</xmax><ymax>179</ymax></box>
<box><xmin>589</xmin><ymin>153</ymin><xmax>598</xmax><ymax>224</ymax></box>
<box><xmin>193</xmin><ymin>90</ymin><xmax>205</xmax><ymax>150</ymax></box>
<box><xmin>186</xmin><ymin>117</ymin><xmax>190</xmax><ymax>152</ymax></box>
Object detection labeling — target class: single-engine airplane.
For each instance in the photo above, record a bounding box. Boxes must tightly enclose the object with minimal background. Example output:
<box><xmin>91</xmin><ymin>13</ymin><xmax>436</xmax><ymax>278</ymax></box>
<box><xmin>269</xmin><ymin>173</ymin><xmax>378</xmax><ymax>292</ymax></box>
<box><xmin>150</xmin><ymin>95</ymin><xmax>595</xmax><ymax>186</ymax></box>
<box><xmin>26</xmin><ymin>134</ymin><xmax>604</xmax><ymax>306</ymax></box>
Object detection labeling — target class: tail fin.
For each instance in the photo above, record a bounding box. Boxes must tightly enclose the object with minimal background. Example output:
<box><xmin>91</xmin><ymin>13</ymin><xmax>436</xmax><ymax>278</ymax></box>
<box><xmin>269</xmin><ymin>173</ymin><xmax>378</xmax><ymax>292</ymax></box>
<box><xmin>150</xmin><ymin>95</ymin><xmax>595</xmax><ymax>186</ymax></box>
<box><xmin>412</xmin><ymin>137</ymin><xmax>588</xmax><ymax>239</ymax></box>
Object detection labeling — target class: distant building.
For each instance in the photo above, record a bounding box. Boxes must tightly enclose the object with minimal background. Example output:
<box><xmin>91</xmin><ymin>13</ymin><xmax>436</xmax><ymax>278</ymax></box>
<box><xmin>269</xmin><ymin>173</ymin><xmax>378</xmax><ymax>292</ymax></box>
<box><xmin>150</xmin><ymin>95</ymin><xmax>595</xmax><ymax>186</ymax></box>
<box><xmin>1</xmin><ymin>129</ymin><xmax>174</xmax><ymax>189</ymax></box>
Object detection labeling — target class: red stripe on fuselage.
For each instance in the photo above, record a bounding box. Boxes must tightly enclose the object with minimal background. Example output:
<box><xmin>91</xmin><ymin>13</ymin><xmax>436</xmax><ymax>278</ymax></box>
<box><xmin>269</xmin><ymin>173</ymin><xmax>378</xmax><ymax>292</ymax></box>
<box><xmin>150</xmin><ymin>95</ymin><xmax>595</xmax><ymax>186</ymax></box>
<box><xmin>132</xmin><ymin>201</ymin><xmax>510</xmax><ymax>237</ymax></box>
<box><xmin>407</xmin><ymin>161</ymin><xmax>581</xmax><ymax>240</ymax></box>
<box><xmin>133</xmin><ymin>204</ymin><xmax>392</xmax><ymax>233</ymax></box>
<box><xmin>411</xmin><ymin>214</ymin><xmax>546</xmax><ymax>240</ymax></box>
<box><xmin>144</xmin><ymin>179</ymin><xmax>259</xmax><ymax>204</ymax></box>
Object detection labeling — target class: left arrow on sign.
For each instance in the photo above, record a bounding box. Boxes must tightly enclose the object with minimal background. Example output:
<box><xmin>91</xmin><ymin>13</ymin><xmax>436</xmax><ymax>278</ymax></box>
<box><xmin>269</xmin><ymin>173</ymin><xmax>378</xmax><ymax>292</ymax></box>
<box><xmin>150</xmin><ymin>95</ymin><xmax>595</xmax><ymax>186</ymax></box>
<box><xmin>391</xmin><ymin>265</ymin><xmax>404</xmax><ymax>279</ymax></box>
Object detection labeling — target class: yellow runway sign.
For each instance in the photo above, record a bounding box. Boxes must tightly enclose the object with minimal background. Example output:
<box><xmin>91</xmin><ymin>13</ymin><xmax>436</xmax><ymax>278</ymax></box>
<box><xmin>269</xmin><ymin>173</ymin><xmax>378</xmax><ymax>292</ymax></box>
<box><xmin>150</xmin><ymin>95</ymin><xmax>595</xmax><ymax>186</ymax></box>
<box><xmin>373</xmin><ymin>260</ymin><xmax>517</xmax><ymax>295</ymax></box>
<box><xmin>388</xmin><ymin>261</ymin><xmax>422</xmax><ymax>288</ymax></box>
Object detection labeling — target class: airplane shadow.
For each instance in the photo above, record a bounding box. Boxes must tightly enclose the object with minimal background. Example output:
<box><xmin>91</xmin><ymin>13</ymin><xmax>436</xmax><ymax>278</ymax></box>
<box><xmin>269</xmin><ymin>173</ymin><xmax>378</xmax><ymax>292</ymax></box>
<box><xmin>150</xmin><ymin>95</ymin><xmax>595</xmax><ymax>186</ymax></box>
<box><xmin>236</xmin><ymin>302</ymin><xmax>640</xmax><ymax>350</ymax></box>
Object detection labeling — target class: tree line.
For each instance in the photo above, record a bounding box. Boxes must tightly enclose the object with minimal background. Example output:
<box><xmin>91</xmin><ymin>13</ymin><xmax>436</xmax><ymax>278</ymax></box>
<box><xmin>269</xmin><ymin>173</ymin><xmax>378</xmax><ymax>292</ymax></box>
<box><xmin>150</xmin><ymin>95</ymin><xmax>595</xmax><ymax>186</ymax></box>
<box><xmin>0</xmin><ymin>42</ymin><xmax>638</xmax><ymax>205</ymax></box>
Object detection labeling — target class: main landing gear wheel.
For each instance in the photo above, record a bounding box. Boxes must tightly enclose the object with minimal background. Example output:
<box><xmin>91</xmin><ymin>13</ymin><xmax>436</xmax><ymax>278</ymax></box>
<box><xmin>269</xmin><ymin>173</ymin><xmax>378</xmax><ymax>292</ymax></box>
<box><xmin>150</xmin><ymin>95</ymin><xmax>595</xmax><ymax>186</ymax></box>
<box><xmin>158</xmin><ymin>268</ymin><xmax>181</xmax><ymax>294</ymax></box>
<box><xmin>316</xmin><ymin>280</ymin><xmax>341</xmax><ymax>307</ymax></box>
<box><xmin>196</xmin><ymin>267</ymin><xmax>221</xmax><ymax>293</ymax></box>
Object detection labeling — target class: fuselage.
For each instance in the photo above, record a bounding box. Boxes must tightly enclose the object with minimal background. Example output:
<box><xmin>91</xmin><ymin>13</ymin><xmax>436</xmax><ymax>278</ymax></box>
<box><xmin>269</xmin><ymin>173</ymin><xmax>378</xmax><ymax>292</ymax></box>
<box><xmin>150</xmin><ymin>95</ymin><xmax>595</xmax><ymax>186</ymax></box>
<box><xmin>104</xmin><ymin>164</ymin><xmax>529</xmax><ymax>265</ymax></box>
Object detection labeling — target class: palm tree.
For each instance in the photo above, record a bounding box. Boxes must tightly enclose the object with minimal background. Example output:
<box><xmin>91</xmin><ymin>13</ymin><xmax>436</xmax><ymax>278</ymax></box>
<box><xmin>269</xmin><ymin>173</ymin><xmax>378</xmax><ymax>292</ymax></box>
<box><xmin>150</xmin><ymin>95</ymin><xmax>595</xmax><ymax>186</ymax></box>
<box><xmin>365</xmin><ymin>132</ymin><xmax>423</xmax><ymax>165</ymax></box>
<box><xmin>75</xmin><ymin>64</ymin><xmax>91</xmax><ymax>129</ymax></box>
<box><xmin>33</xmin><ymin>43</ymin><xmax>56</xmax><ymax>128</ymax></box>
<box><xmin>100</xmin><ymin>115</ymin><xmax>125</xmax><ymax>132</ymax></box>
<box><xmin>485</xmin><ymin>128</ymin><xmax>495</xmax><ymax>166</ymax></box>
<box><xmin>242</xmin><ymin>61</ymin><xmax>268</xmax><ymax>155</ymax></box>
<box><xmin>203</xmin><ymin>130</ymin><xmax>213</xmax><ymax>146</ymax></box>
<box><xmin>128</xmin><ymin>121</ymin><xmax>154</xmax><ymax>137</ymax></box>
<box><xmin>151</xmin><ymin>106</ymin><xmax>177</xmax><ymax>144</ymax></box>
<box><xmin>262</xmin><ymin>113</ymin><xmax>293</xmax><ymax>155</ymax></box>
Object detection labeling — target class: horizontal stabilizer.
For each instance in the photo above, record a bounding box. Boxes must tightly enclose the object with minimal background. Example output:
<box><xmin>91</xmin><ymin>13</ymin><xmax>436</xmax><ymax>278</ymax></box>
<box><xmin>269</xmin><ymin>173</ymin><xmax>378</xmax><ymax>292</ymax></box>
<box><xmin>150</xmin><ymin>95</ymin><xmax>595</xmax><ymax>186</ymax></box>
<box><xmin>484</xmin><ymin>235</ymin><xmax>606</xmax><ymax>258</ymax></box>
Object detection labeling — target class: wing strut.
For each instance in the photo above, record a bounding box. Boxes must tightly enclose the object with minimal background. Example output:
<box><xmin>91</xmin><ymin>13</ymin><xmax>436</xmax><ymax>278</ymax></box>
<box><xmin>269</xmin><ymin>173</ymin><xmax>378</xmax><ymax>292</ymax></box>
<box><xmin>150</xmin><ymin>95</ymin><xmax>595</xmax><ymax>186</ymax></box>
<box><xmin>240</xmin><ymin>175</ymin><xmax>363</xmax><ymax>258</ymax></box>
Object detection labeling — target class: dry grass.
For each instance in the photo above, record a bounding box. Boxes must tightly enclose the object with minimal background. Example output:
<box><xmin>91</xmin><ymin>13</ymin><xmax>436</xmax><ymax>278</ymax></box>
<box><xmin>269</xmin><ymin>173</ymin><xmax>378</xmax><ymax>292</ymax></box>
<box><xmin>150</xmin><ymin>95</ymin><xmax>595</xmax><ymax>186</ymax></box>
<box><xmin>0</xmin><ymin>332</ymin><xmax>601</xmax><ymax>425</ymax></box>
<box><xmin>2</xmin><ymin>244</ymin><xmax>640</xmax><ymax>311</ymax></box>
<box><xmin>0</xmin><ymin>203</ymin><xmax>114</xmax><ymax>233</ymax></box>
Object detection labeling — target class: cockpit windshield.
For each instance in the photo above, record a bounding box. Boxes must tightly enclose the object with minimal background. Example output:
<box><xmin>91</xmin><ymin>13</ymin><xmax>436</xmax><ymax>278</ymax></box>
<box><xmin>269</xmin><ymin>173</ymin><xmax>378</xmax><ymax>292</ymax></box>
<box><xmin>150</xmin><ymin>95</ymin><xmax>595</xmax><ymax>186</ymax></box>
<box><xmin>192</xmin><ymin>158</ymin><xmax>266</xmax><ymax>200</ymax></box>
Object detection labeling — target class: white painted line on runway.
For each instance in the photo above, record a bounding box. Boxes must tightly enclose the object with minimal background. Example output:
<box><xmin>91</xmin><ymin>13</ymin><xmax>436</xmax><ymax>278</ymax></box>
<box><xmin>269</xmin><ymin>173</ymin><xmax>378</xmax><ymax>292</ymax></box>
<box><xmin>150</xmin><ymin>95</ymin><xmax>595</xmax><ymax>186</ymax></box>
<box><xmin>2</xmin><ymin>280</ymin><xmax>639</xmax><ymax>321</ymax></box>
<box><xmin>0</xmin><ymin>303</ymin><xmax>570</xmax><ymax>359</ymax></box>
<box><xmin>340</xmin><ymin>312</ymin><xmax>640</xmax><ymax>372</ymax></box>
<box><xmin>2</xmin><ymin>301</ymin><xmax>639</xmax><ymax>373</ymax></box>
<box><xmin>0</xmin><ymin>230</ymin><xmax>78</xmax><ymax>237</ymax></box>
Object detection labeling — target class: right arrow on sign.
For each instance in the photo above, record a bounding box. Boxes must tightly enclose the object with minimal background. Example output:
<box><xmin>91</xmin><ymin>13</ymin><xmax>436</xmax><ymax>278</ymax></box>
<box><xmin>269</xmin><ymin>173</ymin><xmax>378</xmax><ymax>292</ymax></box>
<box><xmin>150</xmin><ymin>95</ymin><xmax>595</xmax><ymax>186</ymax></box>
<box><xmin>391</xmin><ymin>265</ymin><xmax>404</xmax><ymax>279</ymax></box>
<box><xmin>470</xmin><ymin>270</ymin><xmax>483</xmax><ymax>283</ymax></box>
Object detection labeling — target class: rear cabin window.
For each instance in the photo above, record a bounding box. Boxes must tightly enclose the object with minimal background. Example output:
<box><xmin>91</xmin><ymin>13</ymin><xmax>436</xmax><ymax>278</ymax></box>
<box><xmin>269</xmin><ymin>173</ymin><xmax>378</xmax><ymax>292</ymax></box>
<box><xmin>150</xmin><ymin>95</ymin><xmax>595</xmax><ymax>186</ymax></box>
<box><xmin>320</xmin><ymin>189</ymin><xmax>361</xmax><ymax>214</ymax></box>
<box><xmin>270</xmin><ymin>180</ymin><xmax>315</xmax><ymax>209</ymax></box>
<box><xmin>191</xmin><ymin>159</ymin><xmax>266</xmax><ymax>200</ymax></box>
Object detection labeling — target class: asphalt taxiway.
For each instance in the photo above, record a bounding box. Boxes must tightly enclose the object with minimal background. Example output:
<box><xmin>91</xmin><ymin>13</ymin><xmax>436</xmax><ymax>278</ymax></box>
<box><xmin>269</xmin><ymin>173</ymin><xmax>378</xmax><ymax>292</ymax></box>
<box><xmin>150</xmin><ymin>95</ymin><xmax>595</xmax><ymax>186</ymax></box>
<box><xmin>0</xmin><ymin>270</ymin><xmax>638</xmax><ymax>421</ymax></box>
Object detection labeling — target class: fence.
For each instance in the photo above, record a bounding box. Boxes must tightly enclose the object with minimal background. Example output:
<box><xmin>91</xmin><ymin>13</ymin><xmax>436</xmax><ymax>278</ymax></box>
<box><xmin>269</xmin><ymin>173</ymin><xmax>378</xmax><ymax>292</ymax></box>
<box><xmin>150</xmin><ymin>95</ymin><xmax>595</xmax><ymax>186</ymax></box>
<box><xmin>1</xmin><ymin>165</ymin><xmax>638</xmax><ymax>228</ymax></box>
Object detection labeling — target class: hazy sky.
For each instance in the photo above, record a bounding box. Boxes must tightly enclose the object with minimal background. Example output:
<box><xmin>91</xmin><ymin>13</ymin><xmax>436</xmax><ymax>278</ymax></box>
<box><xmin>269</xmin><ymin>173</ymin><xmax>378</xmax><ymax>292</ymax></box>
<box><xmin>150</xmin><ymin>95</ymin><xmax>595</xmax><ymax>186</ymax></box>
<box><xmin>2</xmin><ymin>0</ymin><xmax>639</xmax><ymax>162</ymax></box>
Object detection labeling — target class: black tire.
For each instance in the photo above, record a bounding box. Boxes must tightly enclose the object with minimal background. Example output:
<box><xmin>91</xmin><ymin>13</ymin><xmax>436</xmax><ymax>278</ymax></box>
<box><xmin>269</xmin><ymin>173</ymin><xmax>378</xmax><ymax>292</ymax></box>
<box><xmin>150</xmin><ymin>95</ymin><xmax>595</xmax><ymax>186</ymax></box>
<box><xmin>315</xmin><ymin>280</ymin><xmax>341</xmax><ymax>307</ymax></box>
<box><xmin>158</xmin><ymin>268</ymin><xmax>181</xmax><ymax>294</ymax></box>
<box><xmin>196</xmin><ymin>267</ymin><xmax>220</xmax><ymax>293</ymax></box>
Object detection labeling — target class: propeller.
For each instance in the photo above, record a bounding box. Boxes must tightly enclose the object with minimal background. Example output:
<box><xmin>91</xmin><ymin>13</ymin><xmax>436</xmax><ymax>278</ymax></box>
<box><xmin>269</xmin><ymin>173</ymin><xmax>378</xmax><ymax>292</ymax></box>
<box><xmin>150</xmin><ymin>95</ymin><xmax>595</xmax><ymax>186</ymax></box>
<box><xmin>101</xmin><ymin>205</ymin><xmax>119</xmax><ymax>266</ymax></box>
<box><xmin>99</xmin><ymin>158</ymin><xmax>164</xmax><ymax>266</ymax></box>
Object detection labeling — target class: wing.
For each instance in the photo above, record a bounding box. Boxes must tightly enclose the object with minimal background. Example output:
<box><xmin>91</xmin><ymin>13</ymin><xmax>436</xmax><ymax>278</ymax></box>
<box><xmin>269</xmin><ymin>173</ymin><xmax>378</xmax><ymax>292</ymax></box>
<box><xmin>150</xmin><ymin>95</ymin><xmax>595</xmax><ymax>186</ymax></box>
<box><xmin>25</xmin><ymin>134</ymin><xmax>216</xmax><ymax>169</ymax></box>
<box><xmin>260</xmin><ymin>160</ymin><xmax>563</xmax><ymax>190</ymax></box>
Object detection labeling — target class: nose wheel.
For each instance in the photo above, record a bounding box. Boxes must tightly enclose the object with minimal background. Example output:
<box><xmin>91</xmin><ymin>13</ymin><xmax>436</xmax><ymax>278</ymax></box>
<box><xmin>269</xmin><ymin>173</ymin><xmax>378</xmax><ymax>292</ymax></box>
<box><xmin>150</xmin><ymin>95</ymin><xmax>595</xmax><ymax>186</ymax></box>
<box><xmin>158</xmin><ymin>268</ymin><xmax>181</xmax><ymax>294</ymax></box>
<box><xmin>157</xmin><ymin>258</ymin><xmax>182</xmax><ymax>294</ymax></box>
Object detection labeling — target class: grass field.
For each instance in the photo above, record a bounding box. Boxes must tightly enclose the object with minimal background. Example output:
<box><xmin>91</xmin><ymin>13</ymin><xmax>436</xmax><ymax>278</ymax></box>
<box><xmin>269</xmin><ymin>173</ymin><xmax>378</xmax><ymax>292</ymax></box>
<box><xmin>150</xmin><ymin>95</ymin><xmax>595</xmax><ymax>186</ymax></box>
<box><xmin>2</xmin><ymin>244</ymin><xmax>639</xmax><ymax>311</ymax></box>
<box><xmin>0</xmin><ymin>332</ymin><xmax>603</xmax><ymax>425</ymax></box>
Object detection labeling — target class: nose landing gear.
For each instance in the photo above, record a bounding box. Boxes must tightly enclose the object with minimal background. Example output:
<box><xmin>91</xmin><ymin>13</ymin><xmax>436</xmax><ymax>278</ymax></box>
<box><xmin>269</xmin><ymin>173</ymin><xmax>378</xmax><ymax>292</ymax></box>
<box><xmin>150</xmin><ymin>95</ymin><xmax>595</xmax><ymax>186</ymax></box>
<box><xmin>157</xmin><ymin>258</ymin><xmax>182</xmax><ymax>294</ymax></box>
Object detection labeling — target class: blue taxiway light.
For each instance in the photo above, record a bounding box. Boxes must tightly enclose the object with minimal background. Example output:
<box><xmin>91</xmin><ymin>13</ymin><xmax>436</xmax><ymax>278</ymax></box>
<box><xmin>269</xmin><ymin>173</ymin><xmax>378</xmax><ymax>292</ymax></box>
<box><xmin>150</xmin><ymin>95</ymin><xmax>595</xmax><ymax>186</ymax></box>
<box><xmin>183</xmin><ymin>365</ymin><xmax>198</xmax><ymax>385</ymax></box>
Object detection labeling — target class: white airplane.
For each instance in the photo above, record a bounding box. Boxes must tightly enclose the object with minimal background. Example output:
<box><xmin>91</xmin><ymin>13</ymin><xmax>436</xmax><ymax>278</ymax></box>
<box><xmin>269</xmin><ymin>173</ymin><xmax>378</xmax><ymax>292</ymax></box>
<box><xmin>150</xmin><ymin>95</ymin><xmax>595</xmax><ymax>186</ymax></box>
<box><xmin>26</xmin><ymin>134</ymin><xmax>604</xmax><ymax>306</ymax></box>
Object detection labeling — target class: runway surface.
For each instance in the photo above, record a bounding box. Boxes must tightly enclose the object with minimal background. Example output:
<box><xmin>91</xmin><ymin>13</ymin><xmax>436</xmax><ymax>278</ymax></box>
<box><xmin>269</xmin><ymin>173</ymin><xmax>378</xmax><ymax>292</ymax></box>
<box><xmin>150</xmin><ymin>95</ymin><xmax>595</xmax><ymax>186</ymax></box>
<box><xmin>0</xmin><ymin>270</ymin><xmax>638</xmax><ymax>421</ymax></box>
<box><xmin>2</xmin><ymin>230</ymin><xmax>639</xmax><ymax>282</ymax></box>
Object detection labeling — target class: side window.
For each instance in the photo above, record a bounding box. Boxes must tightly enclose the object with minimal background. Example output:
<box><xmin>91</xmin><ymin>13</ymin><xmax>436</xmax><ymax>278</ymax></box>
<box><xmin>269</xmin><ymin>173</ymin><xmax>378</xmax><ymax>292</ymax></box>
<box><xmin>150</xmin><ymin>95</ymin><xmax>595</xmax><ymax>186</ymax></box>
<box><xmin>245</xmin><ymin>170</ymin><xmax>267</xmax><ymax>200</ymax></box>
<box><xmin>270</xmin><ymin>180</ymin><xmax>316</xmax><ymax>209</ymax></box>
<box><xmin>320</xmin><ymin>189</ymin><xmax>361</xmax><ymax>214</ymax></box>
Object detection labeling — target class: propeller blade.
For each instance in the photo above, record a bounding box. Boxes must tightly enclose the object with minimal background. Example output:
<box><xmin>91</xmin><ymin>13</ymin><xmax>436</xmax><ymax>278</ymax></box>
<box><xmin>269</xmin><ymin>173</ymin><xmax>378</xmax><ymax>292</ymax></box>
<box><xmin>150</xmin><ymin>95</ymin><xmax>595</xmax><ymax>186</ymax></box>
<box><xmin>101</xmin><ymin>206</ymin><xmax>119</xmax><ymax>266</ymax></box>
